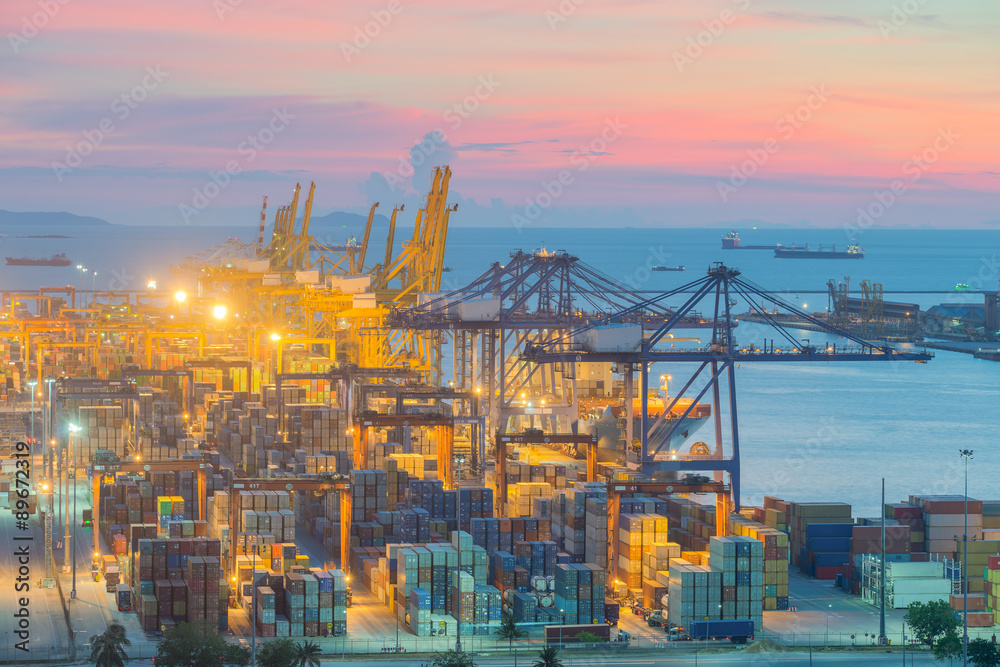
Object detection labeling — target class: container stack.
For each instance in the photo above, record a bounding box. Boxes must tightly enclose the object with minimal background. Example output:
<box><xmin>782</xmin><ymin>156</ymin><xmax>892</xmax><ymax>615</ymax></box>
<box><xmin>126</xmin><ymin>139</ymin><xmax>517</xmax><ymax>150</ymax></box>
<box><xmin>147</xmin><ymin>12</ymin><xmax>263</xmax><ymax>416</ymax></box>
<box><xmin>616</xmin><ymin>513</ymin><xmax>670</xmax><ymax>592</ymax></box>
<box><xmin>584</xmin><ymin>497</ymin><xmax>608</xmax><ymax>569</ymax></box>
<box><xmin>507</xmin><ymin>482</ymin><xmax>552</xmax><ymax>518</ymax></box>
<box><xmin>956</xmin><ymin>540</ymin><xmax>1000</xmax><ymax>596</ymax></box>
<box><xmin>490</xmin><ymin>551</ymin><xmax>529</xmax><ymax>593</ymax></box>
<box><xmin>469</xmin><ymin>517</ymin><xmax>551</xmax><ymax>554</ymax></box>
<box><xmin>554</xmin><ymin>562</ymin><xmax>606</xmax><ymax>625</ymax></box>
<box><xmin>512</xmin><ymin>540</ymin><xmax>558</xmax><ymax>577</ymax></box>
<box><xmin>350</xmin><ymin>470</ymin><xmax>389</xmax><ymax>522</ymax></box>
<box><xmin>984</xmin><ymin>556</ymin><xmax>1000</xmax><ymax>626</ymax></box>
<box><xmin>641</xmin><ymin>542</ymin><xmax>679</xmax><ymax>608</ymax></box>
<box><xmin>727</xmin><ymin>515</ymin><xmax>790</xmax><ymax>611</ymax></box>
<box><xmin>131</xmin><ymin>538</ymin><xmax>225</xmax><ymax>632</ymax></box>
<box><xmin>663</xmin><ymin>498</ymin><xmax>715</xmax><ymax>552</ymax></box>
<box><xmin>884</xmin><ymin>503</ymin><xmax>927</xmax><ymax>557</ymax></box>
<box><xmin>451</xmin><ymin>570</ymin><xmax>475</xmax><ymax>626</ymax></box>
<box><xmin>909</xmin><ymin>495</ymin><xmax>983</xmax><ymax>559</ymax></box>
<box><xmin>788</xmin><ymin>502</ymin><xmax>852</xmax><ymax>572</ymax></box>
<box><xmin>473</xmin><ymin>584</ymin><xmax>503</xmax><ymax>623</ymax></box>
<box><xmin>667</xmin><ymin>559</ymin><xmax>722</xmax><ymax>633</ymax></box>
<box><xmin>78</xmin><ymin>405</ymin><xmax>126</xmax><ymax>457</ymax></box>
<box><xmin>550</xmin><ymin>483</ymin><xmax>606</xmax><ymax>562</ymax></box>
<box><xmin>708</xmin><ymin>536</ymin><xmax>764</xmax><ymax>629</ymax></box>
<box><xmin>844</xmin><ymin>522</ymin><xmax>911</xmax><ymax>594</ymax></box>
<box><xmin>800</xmin><ymin>522</ymin><xmax>853</xmax><ymax>579</ymax></box>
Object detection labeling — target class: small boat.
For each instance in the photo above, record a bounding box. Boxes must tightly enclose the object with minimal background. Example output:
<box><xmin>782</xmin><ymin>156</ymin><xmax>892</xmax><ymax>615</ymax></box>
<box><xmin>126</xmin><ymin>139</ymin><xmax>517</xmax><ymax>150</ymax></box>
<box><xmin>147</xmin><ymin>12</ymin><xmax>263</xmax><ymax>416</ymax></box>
<box><xmin>651</xmin><ymin>266</ymin><xmax>685</xmax><ymax>272</ymax></box>
<box><xmin>442</xmin><ymin>267</ymin><xmax>453</xmax><ymax>272</ymax></box>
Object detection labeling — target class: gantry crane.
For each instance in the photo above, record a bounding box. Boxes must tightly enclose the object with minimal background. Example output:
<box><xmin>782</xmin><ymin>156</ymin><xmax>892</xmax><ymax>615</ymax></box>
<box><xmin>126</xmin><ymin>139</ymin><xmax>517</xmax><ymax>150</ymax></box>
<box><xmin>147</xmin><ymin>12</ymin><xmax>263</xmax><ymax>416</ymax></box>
<box><xmin>495</xmin><ymin>431</ymin><xmax>598</xmax><ymax>506</ymax></box>
<box><xmin>228</xmin><ymin>476</ymin><xmax>352</xmax><ymax>574</ymax></box>
<box><xmin>525</xmin><ymin>263</ymin><xmax>933</xmax><ymax>522</ymax></box>
<box><xmin>353</xmin><ymin>411</ymin><xmax>456</xmax><ymax>486</ymax></box>
<box><xmin>90</xmin><ymin>457</ymin><xmax>209</xmax><ymax>559</ymax></box>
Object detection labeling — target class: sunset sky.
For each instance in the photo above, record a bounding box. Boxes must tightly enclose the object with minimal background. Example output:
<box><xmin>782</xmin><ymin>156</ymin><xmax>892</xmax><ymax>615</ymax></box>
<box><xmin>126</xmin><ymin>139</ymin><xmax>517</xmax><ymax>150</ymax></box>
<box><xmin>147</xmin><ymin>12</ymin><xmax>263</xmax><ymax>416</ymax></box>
<box><xmin>1</xmin><ymin>0</ymin><xmax>997</xmax><ymax>228</ymax></box>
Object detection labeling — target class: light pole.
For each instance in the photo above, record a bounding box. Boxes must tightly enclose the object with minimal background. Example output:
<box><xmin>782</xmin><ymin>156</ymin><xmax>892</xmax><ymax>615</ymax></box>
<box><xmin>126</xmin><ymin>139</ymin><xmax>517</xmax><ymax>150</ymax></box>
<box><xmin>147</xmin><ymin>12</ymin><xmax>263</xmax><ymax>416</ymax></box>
<box><xmin>68</xmin><ymin>423</ymin><xmax>79</xmax><ymax>599</ymax></box>
<box><xmin>27</xmin><ymin>380</ymin><xmax>37</xmax><ymax>446</ymax></box>
<box><xmin>960</xmin><ymin>449</ymin><xmax>974</xmax><ymax>667</ymax></box>
<box><xmin>252</xmin><ymin>544</ymin><xmax>258</xmax><ymax>667</ymax></box>
<box><xmin>455</xmin><ymin>451</ymin><xmax>466</xmax><ymax>652</ymax></box>
<box><xmin>826</xmin><ymin>604</ymin><xmax>831</xmax><ymax>646</ymax></box>
<box><xmin>250</xmin><ymin>544</ymin><xmax>260</xmax><ymax>667</ymax></box>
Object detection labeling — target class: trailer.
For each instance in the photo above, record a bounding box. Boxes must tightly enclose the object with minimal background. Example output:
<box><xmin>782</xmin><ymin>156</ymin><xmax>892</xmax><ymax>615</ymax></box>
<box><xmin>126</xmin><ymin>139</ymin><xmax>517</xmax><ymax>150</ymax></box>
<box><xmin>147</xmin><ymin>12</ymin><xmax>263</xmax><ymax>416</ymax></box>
<box><xmin>687</xmin><ymin>619</ymin><xmax>754</xmax><ymax>644</ymax></box>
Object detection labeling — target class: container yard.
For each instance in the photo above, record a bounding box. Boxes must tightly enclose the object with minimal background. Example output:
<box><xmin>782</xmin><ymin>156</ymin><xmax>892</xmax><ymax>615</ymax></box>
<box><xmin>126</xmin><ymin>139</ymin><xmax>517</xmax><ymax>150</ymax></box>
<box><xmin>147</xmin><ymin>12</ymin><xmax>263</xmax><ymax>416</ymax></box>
<box><xmin>2</xmin><ymin>166</ymin><xmax>993</xmax><ymax>660</ymax></box>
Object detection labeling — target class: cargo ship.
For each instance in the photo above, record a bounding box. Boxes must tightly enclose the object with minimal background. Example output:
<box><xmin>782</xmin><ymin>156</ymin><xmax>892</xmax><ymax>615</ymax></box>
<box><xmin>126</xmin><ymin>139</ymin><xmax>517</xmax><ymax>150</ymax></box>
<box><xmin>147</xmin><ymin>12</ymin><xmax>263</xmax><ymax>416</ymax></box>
<box><xmin>651</xmin><ymin>265</ymin><xmax>685</xmax><ymax>272</ymax></box>
<box><xmin>721</xmin><ymin>231</ymin><xmax>778</xmax><ymax>250</ymax></box>
<box><xmin>579</xmin><ymin>395</ymin><xmax>711</xmax><ymax>466</ymax></box>
<box><xmin>5</xmin><ymin>253</ymin><xmax>72</xmax><ymax>266</ymax></box>
<box><xmin>774</xmin><ymin>242</ymin><xmax>864</xmax><ymax>259</ymax></box>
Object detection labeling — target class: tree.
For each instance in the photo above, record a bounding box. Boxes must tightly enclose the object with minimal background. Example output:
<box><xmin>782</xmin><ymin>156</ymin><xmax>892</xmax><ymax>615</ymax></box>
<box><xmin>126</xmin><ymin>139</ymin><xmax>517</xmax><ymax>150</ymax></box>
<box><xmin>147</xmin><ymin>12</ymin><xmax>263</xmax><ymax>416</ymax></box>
<box><xmin>534</xmin><ymin>646</ymin><xmax>563</xmax><ymax>667</ymax></box>
<box><xmin>256</xmin><ymin>638</ymin><xmax>298</xmax><ymax>667</ymax></box>
<box><xmin>89</xmin><ymin>621</ymin><xmax>131</xmax><ymax>667</ymax></box>
<box><xmin>969</xmin><ymin>638</ymin><xmax>1000</xmax><ymax>667</ymax></box>
<box><xmin>495</xmin><ymin>612</ymin><xmax>528</xmax><ymax>652</ymax></box>
<box><xmin>294</xmin><ymin>640</ymin><xmax>323</xmax><ymax>667</ymax></box>
<box><xmin>903</xmin><ymin>599</ymin><xmax>960</xmax><ymax>647</ymax></box>
<box><xmin>155</xmin><ymin>622</ymin><xmax>246</xmax><ymax>667</ymax></box>
<box><xmin>431</xmin><ymin>649</ymin><xmax>477</xmax><ymax>667</ymax></box>
<box><xmin>933</xmin><ymin>630</ymin><xmax>963</xmax><ymax>662</ymax></box>
<box><xmin>575</xmin><ymin>631</ymin><xmax>602</xmax><ymax>644</ymax></box>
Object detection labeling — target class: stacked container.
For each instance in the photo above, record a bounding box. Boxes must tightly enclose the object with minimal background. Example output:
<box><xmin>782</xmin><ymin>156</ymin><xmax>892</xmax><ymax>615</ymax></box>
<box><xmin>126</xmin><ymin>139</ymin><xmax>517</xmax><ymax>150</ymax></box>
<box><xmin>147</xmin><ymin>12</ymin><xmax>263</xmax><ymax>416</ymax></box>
<box><xmin>667</xmin><ymin>559</ymin><xmax>722</xmax><ymax>633</ymax></box>
<box><xmin>708</xmin><ymin>536</ymin><xmax>764</xmax><ymax>630</ymax></box>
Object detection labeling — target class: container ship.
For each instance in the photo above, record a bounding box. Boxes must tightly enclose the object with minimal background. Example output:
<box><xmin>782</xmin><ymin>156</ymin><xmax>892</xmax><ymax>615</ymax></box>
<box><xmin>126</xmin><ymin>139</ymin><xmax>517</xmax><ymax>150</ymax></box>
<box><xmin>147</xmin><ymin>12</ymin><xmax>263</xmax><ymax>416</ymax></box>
<box><xmin>774</xmin><ymin>243</ymin><xmax>864</xmax><ymax>259</ymax></box>
<box><xmin>579</xmin><ymin>395</ymin><xmax>711</xmax><ymax>465</ymax></box>
<box><xmin>5</xmin><ymin>253</ymin><xmax>73</xmax><ymax>266</ymax></box>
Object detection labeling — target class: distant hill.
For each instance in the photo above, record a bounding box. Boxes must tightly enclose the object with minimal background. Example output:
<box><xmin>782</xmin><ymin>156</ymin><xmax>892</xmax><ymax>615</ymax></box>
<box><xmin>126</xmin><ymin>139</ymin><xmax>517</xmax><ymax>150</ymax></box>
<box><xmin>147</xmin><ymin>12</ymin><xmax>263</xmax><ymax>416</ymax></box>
<box><xmin>308</xmin><ymin>210</ymin><xmax>391</xmax><ymax>228</ymax></box>
<box><xmin>0</xmin><ymin>210</ymin><xmax>112</xmax><ymax>226</ymax></box>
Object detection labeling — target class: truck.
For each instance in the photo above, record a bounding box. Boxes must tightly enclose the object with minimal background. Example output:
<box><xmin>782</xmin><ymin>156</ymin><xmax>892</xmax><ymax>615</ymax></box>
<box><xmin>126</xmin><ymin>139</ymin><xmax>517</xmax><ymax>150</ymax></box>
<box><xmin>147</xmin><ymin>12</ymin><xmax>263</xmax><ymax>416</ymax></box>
<box><xmin>604</xmin><ymin>600</ymin><xmax>620</xmax><ymax>626</ymax></box>
<box><xmin>645</xmin><ymin>609</ymin><xmax>669</xmax><ymax>629</ymax></box>
<box><xmin>687</xmin><ymin>619</ymin><xmax>755</xmax><ymax>644</ymax></box>
<box><xmin>544</xmin><ymin>624</ymin><xmax>612</xmax><ymax>645</ymax></box>
<box><xmin>115</xmin><ymin>584</ymin><xmax>131</xmax><ymax>611</ymax></box>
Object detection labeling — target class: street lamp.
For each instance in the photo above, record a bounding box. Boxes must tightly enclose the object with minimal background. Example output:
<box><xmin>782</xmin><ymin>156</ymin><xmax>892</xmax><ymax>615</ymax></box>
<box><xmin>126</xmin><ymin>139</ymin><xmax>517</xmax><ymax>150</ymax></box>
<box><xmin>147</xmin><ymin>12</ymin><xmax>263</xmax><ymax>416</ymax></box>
<box><xmin>26</xmin><ymin>380</ymin><xmax>37</xmax><ymax>447</ymax></box>
<box><xmin>960</xmin><ymin>449</ymin><xmax>974</xmax><ymax>666</ymax></box>
<box><xmin>825</xmin><ymin>603</ymin><xmax>831</xmax><ymax>645</ymax></box>
<box><xmin>454</xmin><ymin>451</ymin><xmax>466</xmax><ymax>652</ymax></box>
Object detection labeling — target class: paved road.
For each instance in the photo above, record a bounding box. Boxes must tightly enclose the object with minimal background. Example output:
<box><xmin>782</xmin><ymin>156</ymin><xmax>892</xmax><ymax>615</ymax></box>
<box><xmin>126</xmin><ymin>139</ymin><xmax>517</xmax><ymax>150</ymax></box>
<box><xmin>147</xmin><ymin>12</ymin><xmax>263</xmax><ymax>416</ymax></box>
<box><xmin>0</xmin><ymin>471</ymin><xmax>71</xmax><ymax>661</ymax></box>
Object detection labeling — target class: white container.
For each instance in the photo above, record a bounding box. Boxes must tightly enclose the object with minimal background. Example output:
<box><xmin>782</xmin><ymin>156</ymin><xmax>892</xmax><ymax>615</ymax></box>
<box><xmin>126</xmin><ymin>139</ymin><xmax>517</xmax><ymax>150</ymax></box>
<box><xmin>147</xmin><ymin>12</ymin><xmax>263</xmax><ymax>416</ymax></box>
<box><xmin>582</xmin><ymin>324</ymin><xmax>642</xmax><ymax>352</ymax></box>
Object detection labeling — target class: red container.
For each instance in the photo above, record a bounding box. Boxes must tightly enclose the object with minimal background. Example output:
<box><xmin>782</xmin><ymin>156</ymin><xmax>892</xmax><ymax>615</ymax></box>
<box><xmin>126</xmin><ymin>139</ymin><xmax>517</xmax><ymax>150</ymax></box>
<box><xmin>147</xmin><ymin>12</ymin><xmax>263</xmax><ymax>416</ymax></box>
<box><xmin>814</xmin><ymin>565</ymin><xmax>842</xmax><ymax>580</ymax></box>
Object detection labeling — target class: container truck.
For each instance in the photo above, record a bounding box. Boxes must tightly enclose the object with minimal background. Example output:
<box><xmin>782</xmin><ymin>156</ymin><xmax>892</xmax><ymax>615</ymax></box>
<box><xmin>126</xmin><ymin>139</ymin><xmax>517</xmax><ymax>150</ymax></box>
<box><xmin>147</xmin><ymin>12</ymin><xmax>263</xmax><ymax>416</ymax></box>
<box><xmin>604</xmin><ymin>600</ymin><xmax>619</xmax><ymax>626</ymax></box>
<box><xmin>688</xmin><ymin>619</ymin><xmax>754</xmax><ymax>644</ymax></box>
<box><xmin>115</xmin><ymin>584</ymin><xmax>131</xmax><ymax>611</ymax></box>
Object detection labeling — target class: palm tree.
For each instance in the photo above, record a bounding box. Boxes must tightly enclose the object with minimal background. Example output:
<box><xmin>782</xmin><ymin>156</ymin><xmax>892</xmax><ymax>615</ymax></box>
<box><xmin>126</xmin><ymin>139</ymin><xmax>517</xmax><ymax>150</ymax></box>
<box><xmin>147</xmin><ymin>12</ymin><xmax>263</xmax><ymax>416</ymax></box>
<box><xmin>294</xmin><ymin>640</ymin><xmax>322</xmax><ymax>667</ymax></box>
<box><xmin>495</xmin><ymin>612</ymin><xmax>528</xmax><ymax>653</ymax></box>
<box><xmin>534</xmin><ymin>645</ymin><xmax>563</xmax><ymax>667</ymax></box>
<box><xmin>89</xmin><ymin>621</ymin><xmax>131</xmax><ymax>667</ymax></box>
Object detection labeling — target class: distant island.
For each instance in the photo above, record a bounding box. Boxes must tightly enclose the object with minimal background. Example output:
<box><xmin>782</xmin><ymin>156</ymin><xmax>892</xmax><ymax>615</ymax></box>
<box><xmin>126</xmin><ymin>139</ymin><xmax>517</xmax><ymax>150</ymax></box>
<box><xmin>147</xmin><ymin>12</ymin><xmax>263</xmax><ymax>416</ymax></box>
<box><xmin>17</xmin><ymin>234</ymin><xmax>72</xmax><ymax>238</ymax></box>
<box><xmin>0</xmin><ymin>209</ymin><xmax>111</xmax><ymax>226</ymax></box>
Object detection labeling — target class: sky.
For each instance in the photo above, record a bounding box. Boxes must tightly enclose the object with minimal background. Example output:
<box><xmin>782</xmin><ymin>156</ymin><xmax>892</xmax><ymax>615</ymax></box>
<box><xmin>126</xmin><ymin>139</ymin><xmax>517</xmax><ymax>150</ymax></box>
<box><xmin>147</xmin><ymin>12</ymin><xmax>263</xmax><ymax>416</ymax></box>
<box><xmin>1</xmin><ymin>0</ymin><xmax>998</xmax><ymax>228</ymax></box>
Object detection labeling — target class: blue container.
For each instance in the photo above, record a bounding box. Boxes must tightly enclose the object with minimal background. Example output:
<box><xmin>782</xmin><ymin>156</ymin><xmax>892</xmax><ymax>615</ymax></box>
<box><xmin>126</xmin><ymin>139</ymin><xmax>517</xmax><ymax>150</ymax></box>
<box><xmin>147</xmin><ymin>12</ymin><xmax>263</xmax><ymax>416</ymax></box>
<box><xmin>814</xmin><ymin>551</ymin><xmax>850</xmax><ymax>568</ymax></box>
<box><xmin>810</xmin><ymin>537</ymin><xmax>851</xmax><ymax>552</ymax></box>
<box><xmin>805</xmin><ymin>523</ymin><xmax>854</xmax><ymax>538</ymax></box>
